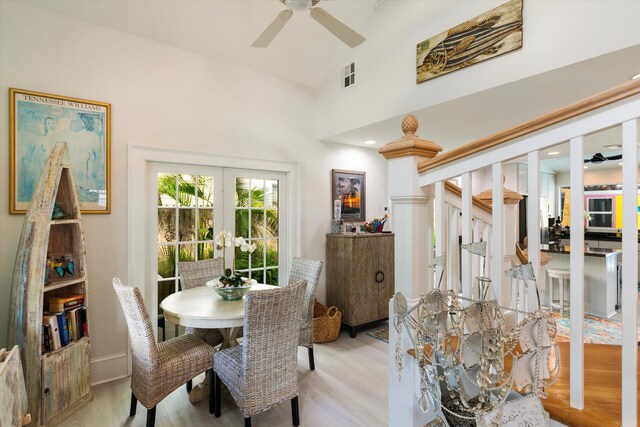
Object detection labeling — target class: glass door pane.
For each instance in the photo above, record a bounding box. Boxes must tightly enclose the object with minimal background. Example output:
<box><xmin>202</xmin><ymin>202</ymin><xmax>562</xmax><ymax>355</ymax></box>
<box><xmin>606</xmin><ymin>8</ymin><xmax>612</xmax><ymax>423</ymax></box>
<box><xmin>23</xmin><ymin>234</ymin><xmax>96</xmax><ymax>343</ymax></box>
<box><xmin>225</xmin><ymin>170</ymin><xmax>287</xmax><ymax>286</ymax></box>
<box><xmin>155</xmin><ymin>168</ymin><xmax>223</xmax><ymax>341</ymax></box>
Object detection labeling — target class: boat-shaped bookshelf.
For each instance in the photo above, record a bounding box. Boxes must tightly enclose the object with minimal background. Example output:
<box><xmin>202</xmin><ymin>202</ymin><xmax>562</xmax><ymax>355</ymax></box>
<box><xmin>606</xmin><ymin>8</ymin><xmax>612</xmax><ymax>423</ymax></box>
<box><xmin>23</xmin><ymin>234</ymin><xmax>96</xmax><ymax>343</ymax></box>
<box><xmin>9</xmin><ymin>142</ymin><xmax>92</xmax><ymax>425</ymax></box>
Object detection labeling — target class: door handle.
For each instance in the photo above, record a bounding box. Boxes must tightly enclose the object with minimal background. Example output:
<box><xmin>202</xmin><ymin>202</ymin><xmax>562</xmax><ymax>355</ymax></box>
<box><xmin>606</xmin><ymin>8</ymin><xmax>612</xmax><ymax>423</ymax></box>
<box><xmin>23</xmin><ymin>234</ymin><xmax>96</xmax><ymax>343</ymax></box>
<box><xmin>375</xmin><ymin>271</ymin><xmax>384</xmax><ymax>283</ymax></box>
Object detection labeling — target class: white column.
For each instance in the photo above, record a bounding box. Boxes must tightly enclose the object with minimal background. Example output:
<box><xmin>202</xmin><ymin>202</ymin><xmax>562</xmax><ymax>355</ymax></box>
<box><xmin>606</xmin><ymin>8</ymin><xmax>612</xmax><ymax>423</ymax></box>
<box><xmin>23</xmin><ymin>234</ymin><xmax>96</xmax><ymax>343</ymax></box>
<box><xmin>461</xmin><ymin>173</ymin><xmax>473</xmax><ymax>297</ymax></box>
<box><xmin>435</xmin><ymin>181</ymin><xmax>447</xmax><ymax>289</ymax></box>
<box><xmin>386</xmin><ymin>156</ymin><xmax>431</xmax><ymax>427</ymax></box>
<box><xmin>569</xmin><ymin>136</ymin><xmax>585</xmax><ymax>410</ymax></box>
<box><xmin>492</xmin><ymin>163</ymin><xmax>505</xmax><ymax>304</ymax></box>
<box><xmin>387</xmin><ymin>156</ymin><xmax>432</xmax><ymax>298</ymax></box>
<box><xmin>621</xmin><ymin>119</ymin><xmax>638</xmax><ymax>427</ymax></box>
<box><xmin>527</xmin><ymin>151</ymin><xmax>541</xmax><ymax>311</ymax></box>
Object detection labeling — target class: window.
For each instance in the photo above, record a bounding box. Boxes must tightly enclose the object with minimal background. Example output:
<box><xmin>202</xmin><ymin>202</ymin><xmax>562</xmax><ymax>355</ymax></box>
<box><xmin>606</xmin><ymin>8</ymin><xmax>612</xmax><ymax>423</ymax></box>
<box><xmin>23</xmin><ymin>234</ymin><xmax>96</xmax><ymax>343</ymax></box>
<box><xmin>587</xmin><ymin>197</ymin><xmax>613</xmax><ymax>228</ymax></box>
<box><xmin>232</xmin><ymin>177</ymin><xmax>281</xmax><ymax>286</ymax></box>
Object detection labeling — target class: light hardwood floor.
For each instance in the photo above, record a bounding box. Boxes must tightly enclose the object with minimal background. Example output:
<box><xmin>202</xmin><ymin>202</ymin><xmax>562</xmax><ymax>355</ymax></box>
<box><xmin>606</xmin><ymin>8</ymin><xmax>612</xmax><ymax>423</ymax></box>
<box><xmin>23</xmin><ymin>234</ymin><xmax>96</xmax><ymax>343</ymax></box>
<box><xmin>61</xmin><ymin>328</ymin><xmax>389</xmax><ymax>427</ymax></box>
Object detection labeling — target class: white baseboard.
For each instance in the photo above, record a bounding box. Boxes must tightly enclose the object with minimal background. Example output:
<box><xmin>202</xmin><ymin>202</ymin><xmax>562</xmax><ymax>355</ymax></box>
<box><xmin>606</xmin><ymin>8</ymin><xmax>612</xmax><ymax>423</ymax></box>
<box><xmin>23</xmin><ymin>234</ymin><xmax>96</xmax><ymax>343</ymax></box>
<box><xmin>90</xmin><ymin>352</ymin><xmax>129</xmax><ymax>386</ymax></box>
<box><xmin>549</xmin><ymin>418</ymin><xmax>567</xmax><ymax>427</ymax></box>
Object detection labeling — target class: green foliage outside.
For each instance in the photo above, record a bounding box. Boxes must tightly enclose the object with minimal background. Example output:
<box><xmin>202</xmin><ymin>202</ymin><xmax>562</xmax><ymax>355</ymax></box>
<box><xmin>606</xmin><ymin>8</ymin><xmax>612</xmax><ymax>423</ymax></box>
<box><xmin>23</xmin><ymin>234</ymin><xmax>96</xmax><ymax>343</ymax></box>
<box><xmin>157</xmin><ymin>175</ymin><xmax>279</xmax><ymax>285</ymax></box>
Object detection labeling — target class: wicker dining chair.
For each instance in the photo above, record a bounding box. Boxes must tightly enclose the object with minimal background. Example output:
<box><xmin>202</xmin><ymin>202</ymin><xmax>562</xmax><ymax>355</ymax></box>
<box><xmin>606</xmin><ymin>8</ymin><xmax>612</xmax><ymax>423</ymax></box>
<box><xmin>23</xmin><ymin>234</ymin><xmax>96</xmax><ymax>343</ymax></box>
<box><xmin>286</xmin><ymin>257</ymin><xmax>323</xmax><ymax>371</ymax></box>
<box><xmin>177</xmin><ymin>258</ymin><xmax>225</xmax><ymax>391</ymax></box>
<box><xmin>113</xmin><ymin>278</ymin><xmax>215</xmax><ymax>427</ymax></box>
<box><xmin>213</xmin><ymin>280</ymin><xmax>307</xmax><ymax>427</ymax></box>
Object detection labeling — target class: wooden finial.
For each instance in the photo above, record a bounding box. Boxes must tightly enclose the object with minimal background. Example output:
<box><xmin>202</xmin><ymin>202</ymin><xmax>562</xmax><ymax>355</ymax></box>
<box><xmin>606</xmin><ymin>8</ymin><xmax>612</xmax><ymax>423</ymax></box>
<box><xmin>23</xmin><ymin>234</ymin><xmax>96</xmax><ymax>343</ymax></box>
<box><xmin>401</xmin><ymin>114</ymin><xmax>419</xmax><ymax>135</ymax></box>
<box><xmin>379</xmin><ymin>114</ymin><xmax>442</xmax><ymax>160</ymax></box>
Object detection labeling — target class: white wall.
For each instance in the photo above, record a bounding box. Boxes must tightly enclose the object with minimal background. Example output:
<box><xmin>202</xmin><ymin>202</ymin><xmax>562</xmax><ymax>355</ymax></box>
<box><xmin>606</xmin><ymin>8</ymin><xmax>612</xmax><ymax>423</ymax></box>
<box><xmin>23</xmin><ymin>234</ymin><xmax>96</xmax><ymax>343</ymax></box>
<box><xmin>0</xmin><ymin>1</ymin><xmax>388</xmax><ymax>382</ymax></box>
<box><xmin>317</xmin><ymin>0</ymin><xmax>640</xmax><ymax>139</ymax></box>
<box><xmin>557</xmin><ymin>168</ymin><xmax>624</xmax><ymax>187</ymax></box>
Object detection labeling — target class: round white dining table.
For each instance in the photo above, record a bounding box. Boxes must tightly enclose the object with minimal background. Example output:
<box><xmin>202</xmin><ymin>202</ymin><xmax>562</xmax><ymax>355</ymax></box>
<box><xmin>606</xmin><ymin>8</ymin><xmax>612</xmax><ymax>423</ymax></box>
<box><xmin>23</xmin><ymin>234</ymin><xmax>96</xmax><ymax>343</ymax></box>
<box><xmin>160</xmin><ymin>283</ymin><xmax>274</xmax><ymax>403</ymax></box>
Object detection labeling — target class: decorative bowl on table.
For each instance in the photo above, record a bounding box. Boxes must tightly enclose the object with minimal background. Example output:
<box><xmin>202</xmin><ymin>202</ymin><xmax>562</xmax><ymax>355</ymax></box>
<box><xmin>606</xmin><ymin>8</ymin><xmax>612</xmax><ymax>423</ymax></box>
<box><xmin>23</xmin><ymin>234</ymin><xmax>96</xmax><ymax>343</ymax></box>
<box><xmin>206</xmin><ymin>277</ymin><xmax>257</xmax><ymax>301</ymax></box>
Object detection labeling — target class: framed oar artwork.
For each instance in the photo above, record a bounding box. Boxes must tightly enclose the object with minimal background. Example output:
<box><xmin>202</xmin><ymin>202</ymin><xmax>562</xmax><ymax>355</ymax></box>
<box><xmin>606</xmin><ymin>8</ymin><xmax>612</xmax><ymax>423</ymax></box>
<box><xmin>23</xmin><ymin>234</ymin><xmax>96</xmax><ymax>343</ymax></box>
<box><xmin>417</xmin><ymin>0</ymin><xmax>523</xmax><ymax>83</ymax></box>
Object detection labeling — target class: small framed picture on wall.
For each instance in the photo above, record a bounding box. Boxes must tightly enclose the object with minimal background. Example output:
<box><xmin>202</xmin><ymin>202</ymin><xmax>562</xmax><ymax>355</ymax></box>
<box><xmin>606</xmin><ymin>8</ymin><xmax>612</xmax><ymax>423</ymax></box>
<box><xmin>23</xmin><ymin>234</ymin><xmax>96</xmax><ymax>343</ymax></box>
<box><xmin>331</xmin><ymin>169</ymin><xmax>366</xmax><ymax>222</ymax></box>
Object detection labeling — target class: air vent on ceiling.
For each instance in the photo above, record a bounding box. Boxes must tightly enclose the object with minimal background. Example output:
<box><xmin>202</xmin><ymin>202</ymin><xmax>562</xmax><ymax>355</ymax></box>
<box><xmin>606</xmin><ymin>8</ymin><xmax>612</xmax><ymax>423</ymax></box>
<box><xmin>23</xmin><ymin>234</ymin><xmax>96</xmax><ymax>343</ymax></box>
<box><xmin>342</xmin><ymin>62</ymin><xmax>355</xmax><ymax>89</ymax></box>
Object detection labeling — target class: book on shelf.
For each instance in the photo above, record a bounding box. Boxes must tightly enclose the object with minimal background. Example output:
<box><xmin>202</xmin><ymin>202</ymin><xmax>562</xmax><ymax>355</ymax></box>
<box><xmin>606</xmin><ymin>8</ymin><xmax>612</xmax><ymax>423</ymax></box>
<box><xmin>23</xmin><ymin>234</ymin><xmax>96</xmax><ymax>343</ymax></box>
<box><xmin>57</xmin><ymin>313</ymin><xmax>70</xmax><ymax>347</ymax></box>
<box><xmin>42</xmin><ymin>325</ymin><xmax>51</xmax><ymax>353</ymax></box>
<box><xmin>48</xmin><ymin>293</ymin><xmax>84</xmax><ymax>313</ymax></box>
<box><xmin>42</xmin><ymin>314</ymin><xmax>61</xmax><ymax>350</ymax></box>
<box><xmin>66</xmin><ymin>311</ymin><xmax>75</xmax><ymax>342</ymax></box>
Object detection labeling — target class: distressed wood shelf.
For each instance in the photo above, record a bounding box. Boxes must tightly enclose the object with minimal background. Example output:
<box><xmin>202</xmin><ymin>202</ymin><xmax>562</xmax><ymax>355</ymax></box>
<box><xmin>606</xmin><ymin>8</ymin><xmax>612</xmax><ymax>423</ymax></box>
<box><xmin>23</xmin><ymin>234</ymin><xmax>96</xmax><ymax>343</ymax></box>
<box><xmin>9</xmin><ymin>143</ymin><xmax>92</xmax><ymax>426</ymax></box>
<box><xmin>43</xmin><ymin>276</ymin><xmax>86</xmax><ymax>293</ymax></box>
<box><xmin>50</xmin><ymin>219</ymin><xmax>81</xmax><ymax>225</ymax></box>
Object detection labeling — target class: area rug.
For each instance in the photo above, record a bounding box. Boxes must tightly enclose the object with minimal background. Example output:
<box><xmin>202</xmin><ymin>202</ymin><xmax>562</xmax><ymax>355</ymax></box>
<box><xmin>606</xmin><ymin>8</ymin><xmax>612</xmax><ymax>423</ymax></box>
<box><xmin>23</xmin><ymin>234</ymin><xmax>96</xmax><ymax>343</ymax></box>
<box><xmin>551</xmin><ymin>312</ymin><xmax>640</xmax><ymax>345</ymax></box>
<box><xmin>366</xmin><ymin>315</ymin><xmax>639</xmax><ymax>345</ymax></box>
<box><xmin>366</xmin><ymin>323</ymin><xmax>389</xmax><ymax>343</ymax></box>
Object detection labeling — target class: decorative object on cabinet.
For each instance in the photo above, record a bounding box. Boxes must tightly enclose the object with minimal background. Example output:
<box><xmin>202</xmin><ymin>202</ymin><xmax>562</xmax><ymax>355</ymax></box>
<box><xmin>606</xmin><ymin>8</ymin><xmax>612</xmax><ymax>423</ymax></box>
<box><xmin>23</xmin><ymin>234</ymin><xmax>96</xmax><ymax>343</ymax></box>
<box><xmin>330</xmin><ymin>218</ymin><xmax>343</xmax><ymax>234</ymax></box>
<box><xmin>0</xmin><ymin>345</ymin><xmax>31</xmax><ymax>426</ymax></box>
<box><xmin>331</xmin><ymin>169</ymin><xmax>365</xmax><ymax>222</ymax></box>
<box><xmin>363</xmin><ymin>214</ymin><xmax>388</xmax><ymax>233</ymax></box>
<box><xmin>416</xmin><ymin>0</ymin><xmax>523</xmax><ymax>83</ymax></box>
<box><xmin>8</xmin><ymin>142</ymin><xmax>92</xmax><ymax>425</ymax></box>
<box><xmin>9</xmin><ymin>88</ymin><xmax>111</xmax><ymax>214</ymax></box>
<box><xmin>326</xmin><ymin>233</ymin><xmax>394</xmax><ymax>337</ymax></box>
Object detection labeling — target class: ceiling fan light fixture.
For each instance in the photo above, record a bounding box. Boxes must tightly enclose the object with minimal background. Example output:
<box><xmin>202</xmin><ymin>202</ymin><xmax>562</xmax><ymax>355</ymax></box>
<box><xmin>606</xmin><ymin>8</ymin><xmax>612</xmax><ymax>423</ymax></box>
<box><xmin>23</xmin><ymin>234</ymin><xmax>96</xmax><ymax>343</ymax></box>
<box><xmin>604</xmin><ymin>144</ymin><xmax>621</xmax><ymax>150</ymax></box>
<box><xmin>282</xmin><ymin>0</ymin><xmax>315</xmax><ymax>11</ymax></box>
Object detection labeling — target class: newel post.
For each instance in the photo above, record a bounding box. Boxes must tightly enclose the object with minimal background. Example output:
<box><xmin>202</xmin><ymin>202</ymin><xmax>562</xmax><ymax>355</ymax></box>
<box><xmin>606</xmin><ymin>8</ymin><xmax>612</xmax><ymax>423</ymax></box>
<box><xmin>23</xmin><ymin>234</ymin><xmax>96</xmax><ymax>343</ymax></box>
<box><xmin>379</xmin><ymin>115</ymin><xmax>442</xmax><ymax>427</ymax></box>
<box><xmin>379</xmin><ymin>115</ymin><xmax>443</xmax><ymax>297</ymax></box>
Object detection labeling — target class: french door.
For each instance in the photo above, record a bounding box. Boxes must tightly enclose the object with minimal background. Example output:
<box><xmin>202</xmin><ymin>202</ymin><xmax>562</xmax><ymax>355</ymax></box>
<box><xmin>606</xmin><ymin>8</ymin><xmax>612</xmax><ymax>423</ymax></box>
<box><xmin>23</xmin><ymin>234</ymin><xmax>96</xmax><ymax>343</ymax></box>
<box><xmin>151</xmin><ymin>163</ymin><xmax>287</xmax><ymax>341</ymax></box>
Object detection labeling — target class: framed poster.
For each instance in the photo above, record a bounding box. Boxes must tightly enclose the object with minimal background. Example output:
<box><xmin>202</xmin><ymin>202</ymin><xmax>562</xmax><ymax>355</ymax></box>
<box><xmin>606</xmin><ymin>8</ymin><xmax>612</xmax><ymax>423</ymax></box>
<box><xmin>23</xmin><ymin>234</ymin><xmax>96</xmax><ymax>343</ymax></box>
<box><xmin>10</xmin><ymin>88</ymin><xmax>111</xmax><ymax>214</ymax></box>
<box><xmin>331</xmin><ymin>169</ymin><xmax>365</xmax><ymax>222</ymax></box>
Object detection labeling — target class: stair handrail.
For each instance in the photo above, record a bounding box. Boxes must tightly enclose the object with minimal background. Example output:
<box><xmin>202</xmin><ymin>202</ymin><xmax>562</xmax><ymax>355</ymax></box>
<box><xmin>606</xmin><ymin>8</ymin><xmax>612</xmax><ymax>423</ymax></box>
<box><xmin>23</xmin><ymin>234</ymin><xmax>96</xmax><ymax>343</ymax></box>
<box><xmin>418</xmin><ymin>80</ymin><xmax>640</xmax><ymax>173</ymax></box>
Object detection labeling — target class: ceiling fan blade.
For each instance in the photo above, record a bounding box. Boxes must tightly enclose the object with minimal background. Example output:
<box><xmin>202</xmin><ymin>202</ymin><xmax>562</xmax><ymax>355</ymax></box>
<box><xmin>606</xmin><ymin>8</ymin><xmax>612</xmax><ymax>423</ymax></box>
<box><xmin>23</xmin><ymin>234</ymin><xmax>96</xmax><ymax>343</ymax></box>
<box><xmin>310</xmin><ymin>7</ymin><xmax>365</xmax><ymax>48</ymax></box>
<box><xmin>584</xmin><ymin>159</ymin><xmax>591</xmax><ymax>163</ymax></box>
<box><xmin>252</xmin><ymin>10</ymin><xmax>293</xmax><ymax>48</ymax></box>
<box><xmin>606</xmin><ymin>154</ymin><xmax>622</xmax><ymax>161</ymax></box>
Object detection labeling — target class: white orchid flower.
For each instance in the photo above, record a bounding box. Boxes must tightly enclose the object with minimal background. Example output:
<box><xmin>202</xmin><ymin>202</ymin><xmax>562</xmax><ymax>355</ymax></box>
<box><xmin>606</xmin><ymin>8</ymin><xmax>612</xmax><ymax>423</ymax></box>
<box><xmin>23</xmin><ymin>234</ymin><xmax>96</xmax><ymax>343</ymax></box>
<box><xmin>234</xmin><ymin>236</ymin><xmax>246</xmax><ymax>247</ymax></box>
<box><xmin>240</xmin><ymin>241</ymin><xmax>251</xmax><ymax>252</ymax></box>
<box><xmin>214</xmin><ymin>229</ymin><xmax>233</xmax><ymax>248</ymax></box>
<box><xmin>249</xmin><ymin>242</ymin><xmax>257</xmax><ymax>253</ymax></box>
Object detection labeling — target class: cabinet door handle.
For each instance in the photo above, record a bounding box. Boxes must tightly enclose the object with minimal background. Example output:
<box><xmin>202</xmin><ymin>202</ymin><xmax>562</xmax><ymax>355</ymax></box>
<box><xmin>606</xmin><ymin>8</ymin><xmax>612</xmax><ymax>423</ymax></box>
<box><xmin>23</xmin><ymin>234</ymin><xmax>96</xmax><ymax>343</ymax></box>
<box><xmin>375</xmin><ymin>271</ymin><xmax>384</xmax><ymax>283</ymax></box>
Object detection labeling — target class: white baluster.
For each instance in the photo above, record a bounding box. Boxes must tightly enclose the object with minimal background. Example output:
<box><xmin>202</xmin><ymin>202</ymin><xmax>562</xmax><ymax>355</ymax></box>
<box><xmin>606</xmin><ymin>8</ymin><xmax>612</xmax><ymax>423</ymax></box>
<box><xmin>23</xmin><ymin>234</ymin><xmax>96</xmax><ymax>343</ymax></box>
<box><xmin>621</xmin><ymin>119</ymin><xmax>638</xmax><ymax>427</ymax></box>
<box><xmin>492</xmin><ymin>163</ymin><xmax>505</xmax><ymax>305</ymax></box>
<box><xmin>569</xmin><ymin>136</ymin><xmax>585</xmax><ymax>410</ymax></box>
<box><xmin>527</xmin><ymin>151</ymin><xmax>542</xmax><ymax>312</ymax></box>
<box><xmin>435</xmin><ymin>181</ymin><xmax>447</xmax><ymax>289</ymax></box>
<box><xmin>448</xmin><ymin>207</ymin><xmax>460</xmax><ymax>292</ymax></box>
<box><xmin>461</xmin><ymin>173</ymin><xmax>473</xmax><ymax>297</ymax></box>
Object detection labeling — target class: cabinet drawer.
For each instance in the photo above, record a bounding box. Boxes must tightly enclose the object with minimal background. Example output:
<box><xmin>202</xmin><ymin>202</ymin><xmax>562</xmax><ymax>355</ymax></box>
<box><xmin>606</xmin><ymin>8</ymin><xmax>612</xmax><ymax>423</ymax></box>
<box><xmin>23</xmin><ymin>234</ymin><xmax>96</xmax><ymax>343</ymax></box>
<box><xmin>41</xmin><ymin>338</ymin><xmax>91</xmax><ymax>423</ymax></box>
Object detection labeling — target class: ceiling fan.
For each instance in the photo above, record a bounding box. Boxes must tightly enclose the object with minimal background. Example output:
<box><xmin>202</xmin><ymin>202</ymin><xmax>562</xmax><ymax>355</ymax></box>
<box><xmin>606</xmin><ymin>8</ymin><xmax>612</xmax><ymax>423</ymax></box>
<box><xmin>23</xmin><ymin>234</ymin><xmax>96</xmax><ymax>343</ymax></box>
<box><xmin>252</xmin><ymin>0</ymin><xmax>365</xmax><ymax>48</ymax></box>
<box><xmin>584</xmin><ymin>152</ymin><xmax>622</xmax><ymax>164</ymax></box>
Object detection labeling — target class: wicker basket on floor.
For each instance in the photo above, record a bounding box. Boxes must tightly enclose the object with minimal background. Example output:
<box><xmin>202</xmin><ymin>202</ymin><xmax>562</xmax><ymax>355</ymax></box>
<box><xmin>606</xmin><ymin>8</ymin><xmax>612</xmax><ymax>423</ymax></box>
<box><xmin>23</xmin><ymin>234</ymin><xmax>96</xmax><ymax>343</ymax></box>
<box><xmin>313</xmin><ymin>300</ymin><xmax>342</xmax><ymax>343</ymax></box>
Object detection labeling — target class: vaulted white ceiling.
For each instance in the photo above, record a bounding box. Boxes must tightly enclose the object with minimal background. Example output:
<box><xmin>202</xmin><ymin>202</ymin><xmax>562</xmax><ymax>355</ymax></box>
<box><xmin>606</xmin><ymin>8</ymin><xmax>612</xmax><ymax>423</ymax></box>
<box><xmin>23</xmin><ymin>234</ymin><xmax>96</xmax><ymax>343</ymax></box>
<box><xmin>19</xmin><ymin>0</ymin><xmax>640</xmax><ymax>174</ymax></box>
<box><xmin>22</xmin><ymin>0</ymin><xmax>377</xmax><ymax>88</ymax></box>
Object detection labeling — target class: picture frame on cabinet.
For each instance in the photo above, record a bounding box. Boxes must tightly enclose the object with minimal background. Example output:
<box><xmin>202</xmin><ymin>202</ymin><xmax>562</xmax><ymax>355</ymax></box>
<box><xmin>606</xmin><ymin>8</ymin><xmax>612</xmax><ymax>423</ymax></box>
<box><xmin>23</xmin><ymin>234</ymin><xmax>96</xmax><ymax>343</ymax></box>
<box><xmin>331</xmin><ymin>169</ymin><xmax>366</xmax><ymax>222</ymax></box>
<box><xmin>9</xmin><ymin>88</ymin><xmax>111</xmax><ymax>214</ymax></box>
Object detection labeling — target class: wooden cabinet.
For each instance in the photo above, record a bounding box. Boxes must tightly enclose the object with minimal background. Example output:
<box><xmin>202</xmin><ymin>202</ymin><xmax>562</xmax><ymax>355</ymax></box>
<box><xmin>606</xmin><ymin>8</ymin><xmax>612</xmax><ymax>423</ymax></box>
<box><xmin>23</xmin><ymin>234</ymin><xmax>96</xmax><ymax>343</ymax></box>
<box><xmin>326</xmin><ymin>233</ymin><xmax>394</xmax><ymax>337</ymax></box>
<box><xmin>9</xmin><ymin>143</ymin><xmax>92</xmax><ymax>425</ymax></box>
